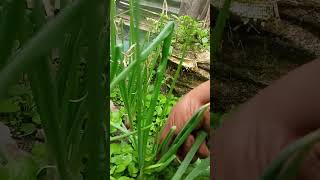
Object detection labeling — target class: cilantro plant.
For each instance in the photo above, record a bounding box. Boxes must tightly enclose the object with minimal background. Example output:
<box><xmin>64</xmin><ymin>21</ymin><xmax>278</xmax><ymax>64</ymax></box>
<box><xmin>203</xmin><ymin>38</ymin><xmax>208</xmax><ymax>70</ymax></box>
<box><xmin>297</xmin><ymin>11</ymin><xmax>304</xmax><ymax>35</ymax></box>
<box><xmin>147</xmin><ymin>14</ymin><xmax>210</xmax><ymax>53</ymax></box>
<box><xmin>110</xmin><ymin>89</ymin><xmax>178</xmax><ymax>179</ymax></box>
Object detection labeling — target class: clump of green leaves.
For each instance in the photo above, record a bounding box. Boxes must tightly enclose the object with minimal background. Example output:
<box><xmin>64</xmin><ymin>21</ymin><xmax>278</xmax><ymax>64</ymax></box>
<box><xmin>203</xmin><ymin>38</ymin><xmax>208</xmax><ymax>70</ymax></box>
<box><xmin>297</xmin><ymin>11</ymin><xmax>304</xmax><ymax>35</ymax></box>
<box><xmin>0</xmin><ymin>84</ymin><xmax>40</xmax><ymax>138</ymax></box>
<box><xmin>110</xmin><ymin>88</ymin><xmax>179</xmax><ymax>179</ymax></box>
<box><xmin>174</xmin><ymin>15</ymin><xmax>209</xmax><ymax>51</ymax></box>
<box><xmin>147</xmin><ymin>14</ymin><xmax>210</xmax><ymax>52</ymax></box>
<box><xmin>110</xmin><ymin>142</ymin><xmax>138</xmax><ymax>180</ymax></box>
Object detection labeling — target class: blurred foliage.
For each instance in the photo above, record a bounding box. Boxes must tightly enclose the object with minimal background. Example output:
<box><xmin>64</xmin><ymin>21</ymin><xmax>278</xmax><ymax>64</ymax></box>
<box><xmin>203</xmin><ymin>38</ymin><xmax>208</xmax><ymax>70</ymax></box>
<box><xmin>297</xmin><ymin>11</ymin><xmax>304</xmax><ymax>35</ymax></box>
<box><xmin>147</xmin><ymin>14</ymin><xmax>210</xmax><ymax>52</ymax></box>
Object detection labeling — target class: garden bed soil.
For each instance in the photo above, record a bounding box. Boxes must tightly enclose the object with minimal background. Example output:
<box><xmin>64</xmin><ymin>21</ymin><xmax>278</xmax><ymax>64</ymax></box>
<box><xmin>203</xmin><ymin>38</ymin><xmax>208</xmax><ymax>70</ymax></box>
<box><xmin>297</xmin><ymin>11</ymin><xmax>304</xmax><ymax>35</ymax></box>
<box><xmin>164</xmin><ymin>49</ymin><xmax>210</xmax><ymax>96</ymax></box>
<box><xmin>212</xmin><ymin>2</ymin><xmax>320</xmax><ymax>112</ymax></box>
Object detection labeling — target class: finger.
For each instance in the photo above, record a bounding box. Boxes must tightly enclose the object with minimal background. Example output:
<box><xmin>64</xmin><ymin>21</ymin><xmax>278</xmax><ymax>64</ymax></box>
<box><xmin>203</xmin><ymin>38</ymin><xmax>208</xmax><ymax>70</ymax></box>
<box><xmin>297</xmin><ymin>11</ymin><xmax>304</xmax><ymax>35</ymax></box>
<box><xmin>253</xmin><ymin>59</ymin><xmax>320</xmax><ymax>132</ymax></box>
<box><xmin>178</xmin><ymin>135</ymin><xmax>195</xmax><ymax>160</ymax></box>
<box><xmin>197</xmin><ymin>141</ymin><xmax>210</xmax><ymax>158</ymax></box>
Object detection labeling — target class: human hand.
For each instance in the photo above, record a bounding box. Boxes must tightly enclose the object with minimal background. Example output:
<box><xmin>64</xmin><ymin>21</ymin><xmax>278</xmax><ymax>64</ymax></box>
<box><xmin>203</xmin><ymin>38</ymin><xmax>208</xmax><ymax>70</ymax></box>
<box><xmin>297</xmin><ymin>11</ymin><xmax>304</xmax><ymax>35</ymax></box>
<box><xmin>160</xmin><ymin>80</ymin><xmax>210</xmax><ymax>159</ymax></box>
<box><xmin>212</xmin><ymin>59</ymin><xmax>320</xmax><ymax>180</ymax></box>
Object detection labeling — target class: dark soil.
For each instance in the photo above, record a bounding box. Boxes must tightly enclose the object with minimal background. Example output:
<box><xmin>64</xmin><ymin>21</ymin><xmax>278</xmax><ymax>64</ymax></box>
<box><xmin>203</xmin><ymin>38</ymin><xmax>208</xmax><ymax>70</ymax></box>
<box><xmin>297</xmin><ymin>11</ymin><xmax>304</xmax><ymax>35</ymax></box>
<box><xmin>164</xmin><ymin>60</ymin><xmax>209</xmax><ymax>96</ymax></box>
<box><xmin>213</xmin><ymin>23</ymin><xmax>317</xmax><ymax>113</ymax></box>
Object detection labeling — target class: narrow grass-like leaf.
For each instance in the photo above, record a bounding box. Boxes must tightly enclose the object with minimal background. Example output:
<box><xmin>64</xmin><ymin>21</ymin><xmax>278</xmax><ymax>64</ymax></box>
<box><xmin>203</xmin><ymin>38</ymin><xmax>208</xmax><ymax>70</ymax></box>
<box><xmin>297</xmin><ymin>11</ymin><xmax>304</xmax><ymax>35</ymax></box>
<box><xmin>85</xmin><ymin>1</ymin><xmax>107</xmax><ymax>179</ymax></box>
<box><xmin>275</xmin><ymin>145</ymin><xmax>312</xmax><ymax>180</ymax></box>
<box><xmin>110</xmin><ymin>0</ymin><xmax>117</xmax><ymax>81</ymax></box>
<box><xmin>110</xmin><ymin>21</ymin><xmax>174</xmax><ymax>90</ymax></box>
<box><xmin>110</xmin><ymin>45</ymin><xmax>121</xmax><ymax>81</ymax></box>
<box><xmin>154</xmin><ymin>41</ymin><xmax>189</xmax><ymax>154</ymax></box>
<box><xmin>185</xmin><ymin>158</ymin><xmax>210</xmax><ymax>180</ymax></box>
<box><xmin>141</xmin><ymin>27</ymin><xmax>174</xmax><ymax>168</ymax></box>
<box><xmin>161</xmin><ymin>43</ymin><xmax>187</xmax><ymax>117</ymax></box>
<box><xmin>171</xmin><ymin>131</ymin><xmax>207</xmax><ymax>180</ymax></box>
<box><xmin>212</xmin><ymin>0</ymin><xmax>231</xmax><ymax>59</ymax></box>
<box><xmin>0</xmin><ymin>0</ymin><xmax>24</xmax><ymax>67</ymax></box>
<box><xmin>155</xmin><ymin>155</ymin><xmax>177</xmax><ymax>173</ymax></box>
<box><xmin>110</xmin><ymin>124</ymin><xmax>152</xmax><ymax>142</ymax></box>
<box><xmin>261</xmin><ymin>128</ymin><xmax>320</xmax><ymax>180</ymax></box>
<box><xmin>127</xmin><ymin>0</ymin><xmax>147</xmax><ymax>171</ymax></box>
<box><xmin>56</xmin><ymin>32</ymin><xmax>77</xmax><ymax>105</ymax></box>
<box><xmin>144</xmin><ymin>155</ymin><xmax>176</xmax><ymax>174</ymax></box>
<box><xmin>0</xmin><ymin>0</ymin><xmax>110</xmax><ymax>179</ymax></box>
<box><xmin>67</xmin><ymin>100</ymin><xmax>87</xmax><ymax>166</ymax></box>
<box><xmin>28</xmin><ymin>58</ymin><xmax>70</xmax><ymax>180</ymax></box>
<box><xmin>28</xmin><ymin>1</ymin><xmax>70</xmax><ymax>179</ymax></box>
<box><xmin>158</xmin><ymin>126</ymin><xmax>176</xmax><ymax>155</ymax></box>
<box><xmin>59</xmin><ymin>27</ymin><xmax>83</xmax><ymax>138</ymax></box>
<box><xmin>0</xmin><ymin>0</ymin><xmax>87</xmax><ymax>100</ymax></box>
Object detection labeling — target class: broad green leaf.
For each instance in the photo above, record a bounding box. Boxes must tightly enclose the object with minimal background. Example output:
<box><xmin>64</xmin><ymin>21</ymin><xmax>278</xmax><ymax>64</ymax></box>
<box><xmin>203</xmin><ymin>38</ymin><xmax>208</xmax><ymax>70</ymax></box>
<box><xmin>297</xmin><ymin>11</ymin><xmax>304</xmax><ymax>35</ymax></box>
<box><xmin>128</xmin><ymin>163</ymin><xmax>138</xmax><ymax>177</ymax></box>
<box><xmin>118</xmin><ymin>176</ymin><xmax>135</xmax><ymax>180</ymax></box>
<box><xmin>111</xmin><ymin>144</ymin><xmax>122</xmax><ymax>155</ymax></box>
<box><xmin>31</xmin><ymin>114</ymin><xmax>41</xmax><ymax>125</ymax></box>
<box><xmin>0</xmin><ymin>99</ymin><xmax>19</xmax><ymax>113</ymax></box>
<box><xmin>20</xmin><ymin>123</ymin><xmax>36</xmax><ymax>135</ymax></box>
<box><xmin>7</xmin><ymin>85</ymin><xmax>31</xmax><ymax>96</ymax></box>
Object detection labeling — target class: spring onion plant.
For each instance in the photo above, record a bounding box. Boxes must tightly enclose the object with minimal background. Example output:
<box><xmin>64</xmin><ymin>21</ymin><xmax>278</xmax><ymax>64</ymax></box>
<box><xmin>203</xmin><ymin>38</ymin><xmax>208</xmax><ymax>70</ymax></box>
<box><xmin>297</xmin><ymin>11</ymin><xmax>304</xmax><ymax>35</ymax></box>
<box><xmin>0</xmin><ymin>0</ymin><xmax>107</xmax><ymax>179</ymax></box>
<box><xmin>110</xmin><ymin>0</ymin><xmax>210</xmax><ymax>179</ymax></box>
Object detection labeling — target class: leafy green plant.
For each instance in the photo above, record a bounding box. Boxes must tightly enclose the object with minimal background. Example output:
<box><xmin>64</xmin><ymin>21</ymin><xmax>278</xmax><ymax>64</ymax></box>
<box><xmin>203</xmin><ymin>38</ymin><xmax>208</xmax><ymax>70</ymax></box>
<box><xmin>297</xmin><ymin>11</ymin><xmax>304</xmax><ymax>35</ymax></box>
<box><xmin>147</xmin><ymin>14</ymin><xmax>209</xmax><ymax>52</ymax></box>
<box><xmin>0</xmin><ymin>84</ymin><xmax>41</xmax><ymax>137</ymax></box>
<box><xmin>174</xmin><ymin>15</ymin><xmax>209</xmax><ymax>51</ymax></box>
<box><xmin>110</xmin><ymin>142</ymin><xmax>138</xmax><ymax>180</ymax></box>
<box><xmin>0</xmin><ymin>1</ymin><xmax>107</xmax><ymax>180</ymax></box>
<box><xmin>110</xmin><ymin>91</ymin><xmax>178</xmax><ymax>179</ymax></box>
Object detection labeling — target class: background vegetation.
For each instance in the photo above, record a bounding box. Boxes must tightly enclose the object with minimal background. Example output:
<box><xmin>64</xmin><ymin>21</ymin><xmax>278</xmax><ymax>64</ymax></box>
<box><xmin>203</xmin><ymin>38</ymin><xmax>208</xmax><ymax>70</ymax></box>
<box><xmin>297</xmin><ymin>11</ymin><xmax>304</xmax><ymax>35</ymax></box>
<box><xmin>0</xmin><ymin>1</ymin><xmax>108</xmax><ymax>179</ymax></box>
